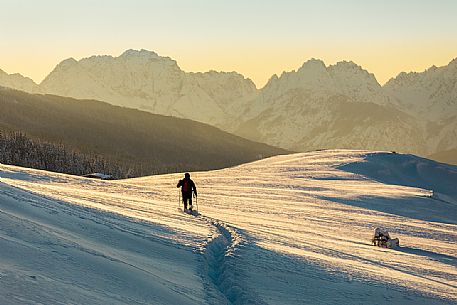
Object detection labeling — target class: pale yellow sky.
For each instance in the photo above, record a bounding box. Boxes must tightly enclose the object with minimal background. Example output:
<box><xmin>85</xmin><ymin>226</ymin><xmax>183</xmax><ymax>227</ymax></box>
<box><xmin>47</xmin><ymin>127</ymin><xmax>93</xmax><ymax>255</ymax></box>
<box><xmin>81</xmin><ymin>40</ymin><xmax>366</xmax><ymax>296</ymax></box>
<box><xmin>2</xmin><ymin>43</ymin><xmax>455</xmax><ymax>88</ymax></box>
<box><xmin>1</xmin><ymin>0</ymin><xmax>456</xmax><ymax>88</ymax></box>
<box><xmin>172</xmin><ymin>42</ymin><xmax>457</xmax><ymax>87</ymax></box>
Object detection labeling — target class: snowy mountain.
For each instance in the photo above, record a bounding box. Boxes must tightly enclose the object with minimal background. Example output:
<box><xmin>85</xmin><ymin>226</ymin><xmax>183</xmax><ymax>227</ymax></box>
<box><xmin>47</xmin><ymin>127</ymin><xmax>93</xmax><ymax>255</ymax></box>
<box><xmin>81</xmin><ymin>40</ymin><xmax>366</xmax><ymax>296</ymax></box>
<box><xmin>0</xmin><ymin>68</ymin><xmax>41</xmax><ymax>93</ymax></box>
<box><xmin>384</xmin><ymin>58</ymin><xmax>457</xmax><ymax>121</ymax></box>
<box><xmin>236</xmin><ymin>59</ymin><xmax>426</xmax><ymax>154</ymax></box>
<box><xmin>1</xmin><ymin>150</ymin><xmax>456</xmax><ymax>304</ymax></box>
<box><xmin>39</xmin><ymin>49</ymin><xmax>258</xmax><ymax>128</ymax></box>
<box><xmin>382</xmin><ymin>59</ymin><xmax>457</xmax><ymax>162</ymax></box>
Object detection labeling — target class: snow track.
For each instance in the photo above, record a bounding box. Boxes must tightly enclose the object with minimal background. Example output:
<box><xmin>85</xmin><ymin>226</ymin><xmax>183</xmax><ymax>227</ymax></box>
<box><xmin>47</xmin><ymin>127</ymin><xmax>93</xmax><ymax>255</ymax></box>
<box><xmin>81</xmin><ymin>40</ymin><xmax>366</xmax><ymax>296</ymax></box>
<box><xmin>202</xmin><ymin>217</ymin><xmax>261</xmax><ymax>305</ymax></box>
<box><xmin>204</xmin><ymin>220</ymin><xmax>240</xmax><ymax>304</ymax></box>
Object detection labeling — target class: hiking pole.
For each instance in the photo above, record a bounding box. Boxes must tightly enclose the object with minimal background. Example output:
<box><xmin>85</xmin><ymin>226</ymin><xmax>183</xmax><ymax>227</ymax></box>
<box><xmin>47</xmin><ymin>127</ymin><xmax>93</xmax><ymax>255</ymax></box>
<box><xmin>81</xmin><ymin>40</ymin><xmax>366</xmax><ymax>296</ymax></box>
<box><xmin>195</xmin><ymin>194</ymin><xmax>198</xmax><ymax>213</ymax></box>
<box><xmin>178</xmin><ymin>190</ymin><xmax>181</xmax><ymax>209</ymax></box>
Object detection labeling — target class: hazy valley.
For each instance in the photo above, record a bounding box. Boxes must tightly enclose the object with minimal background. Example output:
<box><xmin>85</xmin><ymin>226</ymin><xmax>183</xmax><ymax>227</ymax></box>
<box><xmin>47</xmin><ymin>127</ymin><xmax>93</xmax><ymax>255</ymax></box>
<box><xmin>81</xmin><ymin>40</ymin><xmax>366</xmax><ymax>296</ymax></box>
<box><xmin>0</xmin><ymin>87</ymin><xmax>286</xmax><ymax>177</ymax></box>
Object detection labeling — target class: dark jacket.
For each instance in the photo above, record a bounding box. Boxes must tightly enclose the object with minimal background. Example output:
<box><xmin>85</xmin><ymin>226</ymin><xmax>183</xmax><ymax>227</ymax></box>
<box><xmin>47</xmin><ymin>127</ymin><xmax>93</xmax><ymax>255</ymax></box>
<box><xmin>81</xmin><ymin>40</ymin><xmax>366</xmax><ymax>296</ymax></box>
<box><xmin>177</xmin><ymin>178</ymin><xmax>197</xmax><ymax>196</ymax></box>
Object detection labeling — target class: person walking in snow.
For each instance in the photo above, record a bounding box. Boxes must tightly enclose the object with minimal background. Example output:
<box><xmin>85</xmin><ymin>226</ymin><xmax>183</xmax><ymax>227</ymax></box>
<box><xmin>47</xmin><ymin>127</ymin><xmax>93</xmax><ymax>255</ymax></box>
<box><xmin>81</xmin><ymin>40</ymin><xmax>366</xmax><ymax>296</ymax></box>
<box><xmin>177</xmin><ymin>173</ymin><xmax>197</xmax><ymax>211</ymax></box>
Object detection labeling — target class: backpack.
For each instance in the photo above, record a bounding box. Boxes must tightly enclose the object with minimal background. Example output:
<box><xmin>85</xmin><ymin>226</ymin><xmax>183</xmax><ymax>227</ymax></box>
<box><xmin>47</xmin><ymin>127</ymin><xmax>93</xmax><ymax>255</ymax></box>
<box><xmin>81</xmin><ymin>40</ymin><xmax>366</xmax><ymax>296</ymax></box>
<box><xmin>182</xmin><ymin>179</ymin><xmax>191</xmax><ymax>192</ymax></box>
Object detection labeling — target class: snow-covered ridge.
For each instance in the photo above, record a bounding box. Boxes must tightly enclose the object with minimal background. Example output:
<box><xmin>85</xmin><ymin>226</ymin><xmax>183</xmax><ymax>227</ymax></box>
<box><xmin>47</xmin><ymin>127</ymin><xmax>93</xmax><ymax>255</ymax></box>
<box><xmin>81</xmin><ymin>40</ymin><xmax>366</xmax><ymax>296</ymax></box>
<box><xmin>0</xmin><ymin>150</ymin><xmax>455</xmax><ymax>304</ymax></box>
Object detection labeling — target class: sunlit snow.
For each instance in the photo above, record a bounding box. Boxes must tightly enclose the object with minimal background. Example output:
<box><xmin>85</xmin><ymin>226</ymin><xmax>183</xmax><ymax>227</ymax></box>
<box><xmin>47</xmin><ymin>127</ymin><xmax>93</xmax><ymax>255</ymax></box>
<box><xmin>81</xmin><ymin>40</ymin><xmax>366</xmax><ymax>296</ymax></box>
<box><xmin>0</xmin><ymin>150</ymin><xmax>455</xmax><ymax>304</ymax></box>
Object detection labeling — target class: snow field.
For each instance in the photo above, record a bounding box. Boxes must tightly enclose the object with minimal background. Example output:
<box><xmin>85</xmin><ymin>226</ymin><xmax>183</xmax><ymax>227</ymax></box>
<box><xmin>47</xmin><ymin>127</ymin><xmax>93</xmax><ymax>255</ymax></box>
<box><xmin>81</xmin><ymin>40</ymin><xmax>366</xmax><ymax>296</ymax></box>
<box><xmin>0</xmin><ymin>149</ymin><xmax>456</xmax><ymax>304</ymax></box>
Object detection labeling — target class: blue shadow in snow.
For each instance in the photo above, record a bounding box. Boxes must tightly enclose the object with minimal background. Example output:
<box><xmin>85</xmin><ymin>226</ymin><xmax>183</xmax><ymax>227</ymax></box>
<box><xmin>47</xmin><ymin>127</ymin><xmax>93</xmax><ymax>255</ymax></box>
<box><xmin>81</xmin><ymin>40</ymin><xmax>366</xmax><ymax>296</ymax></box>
<box><xmin>331</xmin><ymin>152</ymin><xmax>457</xmax><ymax>225</ymax></box>
<box><xmin>235</xmin><ymin>236</ymin><xmax>455</xmax><ymax>305</ymax></box>
<box><xmin>320</xmin><ymin>194</ymin><xmax>457</xmax><ymax>225</ymax></box>
<box><xmin>397</xmin><ymin>246</ymin><xmax>457</xmax><ymax>268</ymax></box>
<box><xmin>337</xmin><ymin>152</ymin><xmax>457</xmax><ymax>200</ymax></box>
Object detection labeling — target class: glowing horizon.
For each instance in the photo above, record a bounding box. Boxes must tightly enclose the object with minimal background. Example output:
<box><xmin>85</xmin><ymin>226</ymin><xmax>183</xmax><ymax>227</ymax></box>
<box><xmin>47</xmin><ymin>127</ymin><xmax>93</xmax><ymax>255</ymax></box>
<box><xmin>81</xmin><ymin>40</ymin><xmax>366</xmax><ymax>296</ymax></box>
<box><xmin>1</xmin><ymin>0</ymin><xmax>456</xmax><ymax>88</ymax></box>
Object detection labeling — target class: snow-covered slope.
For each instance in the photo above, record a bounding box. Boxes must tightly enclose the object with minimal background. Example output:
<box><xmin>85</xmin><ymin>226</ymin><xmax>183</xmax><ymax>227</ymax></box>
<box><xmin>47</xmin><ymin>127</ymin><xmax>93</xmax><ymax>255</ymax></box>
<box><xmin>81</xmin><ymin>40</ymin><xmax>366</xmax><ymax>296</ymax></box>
<box><xmin>425</xmin><ymin>115</ymin><xmax>457</xmax><ymax>160</ymax></box>
<box><xmin>39</xmin><ymin>49</ymin><xmax>257</xmax><ymax>128</ymax></box>
<box><xmin>1</xmin><ymin>150</ymin><xmax>455</xmax><ymax>304</ymax></box>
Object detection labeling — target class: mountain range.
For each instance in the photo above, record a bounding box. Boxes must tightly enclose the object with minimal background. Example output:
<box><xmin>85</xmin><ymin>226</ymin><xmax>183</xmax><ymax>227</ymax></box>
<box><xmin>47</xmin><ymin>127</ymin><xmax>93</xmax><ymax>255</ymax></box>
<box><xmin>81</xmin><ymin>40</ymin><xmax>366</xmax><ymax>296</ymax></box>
<box><xmin>1</xmin><ymin>49</ymin><xmax>455</xmax><ymax>164</ymax></box>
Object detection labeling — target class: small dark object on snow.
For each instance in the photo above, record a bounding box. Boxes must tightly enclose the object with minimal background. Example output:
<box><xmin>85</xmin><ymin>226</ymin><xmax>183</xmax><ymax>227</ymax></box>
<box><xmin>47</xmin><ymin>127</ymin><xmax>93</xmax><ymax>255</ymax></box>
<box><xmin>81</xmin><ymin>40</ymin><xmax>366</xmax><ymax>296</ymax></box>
<box><xmin>372</xmin><ymin>228</ymin><xmax>399</xmax><ymax>248</ymax></box>
<box><xmin>83</xmin><ymin>173</ymin><xmax>112</xmax><ymax>180</ymax></box>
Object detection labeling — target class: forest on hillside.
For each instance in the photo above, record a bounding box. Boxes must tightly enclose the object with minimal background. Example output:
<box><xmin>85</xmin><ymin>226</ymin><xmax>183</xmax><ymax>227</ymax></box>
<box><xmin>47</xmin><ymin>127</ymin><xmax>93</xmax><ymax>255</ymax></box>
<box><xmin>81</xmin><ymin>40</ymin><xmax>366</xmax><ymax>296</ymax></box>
<box><xmin>0</xmin><ymin>131</ymin><xmax>141</xmax><ymax>178</ymax></box>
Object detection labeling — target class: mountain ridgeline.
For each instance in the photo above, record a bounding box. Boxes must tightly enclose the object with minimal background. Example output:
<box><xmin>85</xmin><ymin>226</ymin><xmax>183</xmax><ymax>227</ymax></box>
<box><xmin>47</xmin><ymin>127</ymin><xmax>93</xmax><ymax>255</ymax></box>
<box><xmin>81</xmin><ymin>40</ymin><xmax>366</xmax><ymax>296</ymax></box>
<box><xmin>1</xmin><ymin>49</ymin><xmax>456</xmax><ymax>164</ymax></box>
<box><xmin>0</xmin><ymin>87</ymin><xmax>287</xmax><ymax>177</ymax></box>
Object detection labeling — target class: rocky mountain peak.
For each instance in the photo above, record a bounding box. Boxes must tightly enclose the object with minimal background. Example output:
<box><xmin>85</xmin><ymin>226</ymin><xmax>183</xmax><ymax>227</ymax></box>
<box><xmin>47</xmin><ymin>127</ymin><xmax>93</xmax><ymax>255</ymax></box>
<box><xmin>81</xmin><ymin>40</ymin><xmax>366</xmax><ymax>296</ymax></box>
<box><xmin>331</xmin><ymin>60</ymin><xmax>360</xmax><ymax>69</ymax></box>
<box><xmin>52</xmin><ymin>57</ymin><xmax>78</xmax><ymax>71</ymax></box>
<box><xmin>448</xmin><ymin>57</ymin><xmax>457</xmax><ymax>67</ymax></box>
<box><xmin>297</xmin><ymin>58</ymin><xmax>326</xmax><ymax>73</ymax></box>
<box><xmin>117</xmin><ymin>49</ymin><xmax>179</xmax><ymax>68</ymax></box>
<box><xmin>329</xmin><ymin>61</ymin><xmax>380</xmax><ymax>85</ymax></box>
<box><xmin>120</xmin><ymin>49</ymin><xmax>159</xmax><ymax>58</ymax></box>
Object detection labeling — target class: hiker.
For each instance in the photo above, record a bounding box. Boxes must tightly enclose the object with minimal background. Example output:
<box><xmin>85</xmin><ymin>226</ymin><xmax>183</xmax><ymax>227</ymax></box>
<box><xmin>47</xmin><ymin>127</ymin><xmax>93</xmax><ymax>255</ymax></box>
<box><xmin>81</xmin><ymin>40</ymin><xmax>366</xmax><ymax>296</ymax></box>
<box><xmin>177</xmin><ymin>173</ymin><xmax>197</xmax><ymax>211</ymax></box>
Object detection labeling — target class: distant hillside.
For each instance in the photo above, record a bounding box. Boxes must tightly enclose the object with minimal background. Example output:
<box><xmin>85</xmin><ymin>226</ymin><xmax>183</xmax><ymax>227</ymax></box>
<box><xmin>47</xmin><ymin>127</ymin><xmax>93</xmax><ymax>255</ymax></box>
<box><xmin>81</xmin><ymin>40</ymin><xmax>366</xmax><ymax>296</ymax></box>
<box><xmin>0</xmin><ymin>87</ymin><xmax>287</xmax><ymax>176</ymax></box>
<box><xmin>0</xmin><ymin>69</ymin><xmax>41</xmax><ymax>93</ymax></box>
<box><xmin>428</xmin><ymin>148</ymin><xmax>457</xmax><ymax>166</ymax></box>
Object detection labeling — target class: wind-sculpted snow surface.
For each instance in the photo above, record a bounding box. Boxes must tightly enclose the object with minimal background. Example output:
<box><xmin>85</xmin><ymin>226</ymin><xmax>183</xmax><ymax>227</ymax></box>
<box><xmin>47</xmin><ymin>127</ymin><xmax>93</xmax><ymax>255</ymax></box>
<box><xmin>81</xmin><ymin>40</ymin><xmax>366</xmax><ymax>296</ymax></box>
<box><xmin>0</xmin><ymin>150</ymin><xmax>456</xmax><ymax>304</ymax></box>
